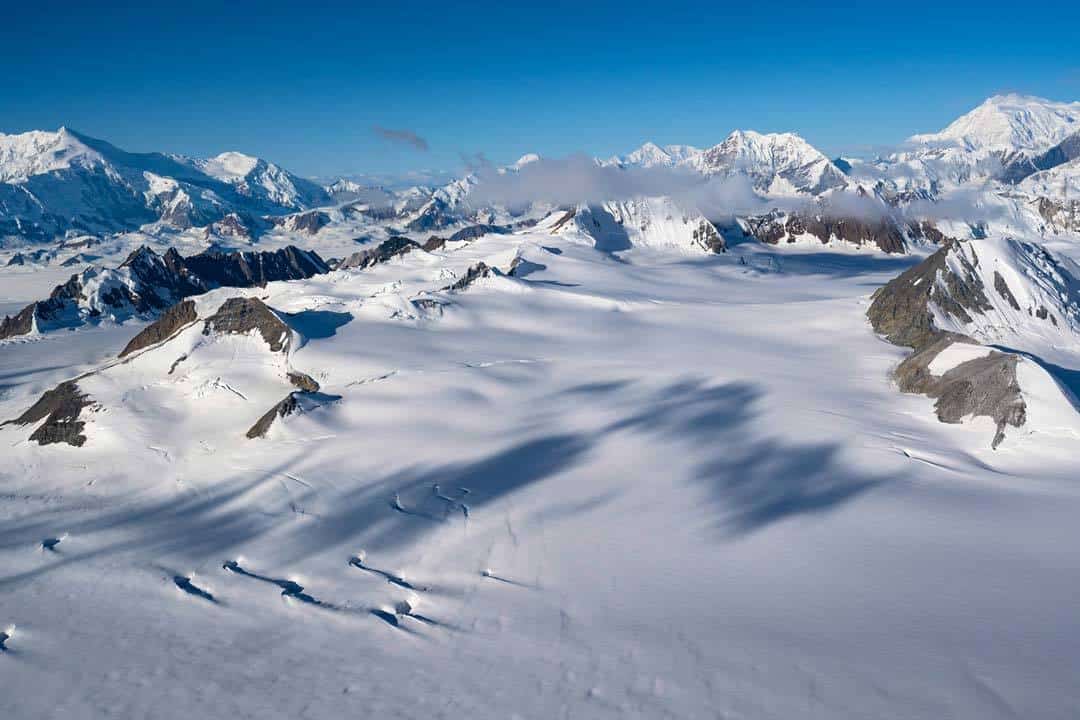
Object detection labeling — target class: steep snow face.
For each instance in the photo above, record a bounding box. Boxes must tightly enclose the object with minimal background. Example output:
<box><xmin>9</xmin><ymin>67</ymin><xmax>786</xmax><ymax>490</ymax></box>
<box><xmin>1018</xmin><ymin>156</ymin><xmax>1080</xmax><ymax>199</ymax></box>
<box><xmin>910</xmin><ymin>94</ymin><xmax>1080</xmax><ymax>153</ymax></box>
<box><xmin>198</xmin><ymin>151</ymin><xmax>261</xmax><ymax>181</ymax></box>
<box><xmin>0</xmin><ymin>129</ymin><xmax>330</xmax><ymax>242</ymax></box>
<box><xmin>846</xmin><ymin>96</ymin><xmax>1080</xmax><ymax>204</ymax></box>
<box><xmin>0</xmin><ymin>128</ymin><xmax>108</xmax><ymax>182</ymax></box>
<box><xmin>605</xmin><ymin>142</ymin><xmax>703</xmax><ymax>169</ymax></box>
<box><xmin>191</xmin><ymin>152</ymin><xmax>330</xmax><ymax>210</ymax></box>
<box><xmin>1015</xmin><ymin>158</ymin><xmax>1080</xmax><ymax>233</ymax></box>
<box><xmin>692</xmin><ymin>130</ymin><xmax>848</xmax><ymax>195</ymax></box>
<box><xmin>929</xmin><ymin>237</ymin><xmax>1080</xmax><ymax>362</ymax></box>
<box><xmin>557</xmin><ymin>198</ymin><xmax>723</xmax><ymax>253</ymax></box>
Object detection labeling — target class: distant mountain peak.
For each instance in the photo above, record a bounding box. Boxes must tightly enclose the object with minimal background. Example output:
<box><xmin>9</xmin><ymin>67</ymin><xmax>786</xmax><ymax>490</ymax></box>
<box><xmin>909</xmin><ymin>94</ymin><xmax>1080</xmax><ymax>153</ymax></box>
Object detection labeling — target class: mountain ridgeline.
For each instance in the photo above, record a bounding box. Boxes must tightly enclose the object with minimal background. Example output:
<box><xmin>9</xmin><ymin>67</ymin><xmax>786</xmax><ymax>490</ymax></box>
<box><xmin>0</xmin><ymin>245</ymin><xmax>328</xmax><ymax>340</ymax></box>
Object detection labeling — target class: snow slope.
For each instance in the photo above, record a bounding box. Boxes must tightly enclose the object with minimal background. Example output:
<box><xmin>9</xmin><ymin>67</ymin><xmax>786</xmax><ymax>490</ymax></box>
<box><xmin>910</xmin><ymin>94</ymin><xmax>1080</xmax><ymax>153</ymax></box>
<box><xmin>2</xmin><ymin>95</ymin><xmax>1080</xmax><ymax>720</ymax></box>
<box><xmin>0</xmin><ymin>129</ymin><xmax>330</xmax><ymax>242</ymax></box>
<box><xmin>1</xmin><ymin>223</ymin><xmax>1079</xmax><ymax>720</ymax></box>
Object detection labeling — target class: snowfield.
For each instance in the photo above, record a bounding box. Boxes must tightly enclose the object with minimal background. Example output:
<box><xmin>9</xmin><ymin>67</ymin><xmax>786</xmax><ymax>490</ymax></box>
<box><xmin>3</xmin><ymin>93</ymin><xmax>1080</xmax><ymax>719</ymax></box>
<box><xmin>2</xmin><ymin>222</ymin><xmax>1080</xmax><ymax>720</ymax></box>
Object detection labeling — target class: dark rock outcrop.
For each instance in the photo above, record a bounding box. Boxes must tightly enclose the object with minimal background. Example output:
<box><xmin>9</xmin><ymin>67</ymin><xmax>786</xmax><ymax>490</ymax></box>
<box><xmin>993</xmin><ymin>271</ymin><xmax>1021</xmax><ymax>311</ymax></box>
<box><xmin>422</xmin><ymin>235</ymin><xmax>447</xmax><ymax>252</ymax></box>
<box><xmin>866</xmin><ymin>240</ymin><xmax>992</xmax><ymax>350</ymax></box>
<box><xmin>448</xmin><ymin>224</ymin><xmax>510</xmax><ymax>243</ymax></box>
<box><xmin>181</xmin><ymin>245</ymin><xmax>328</xmax><ymax>287</ymax></box>
<box><xmin>0</xmin><ymin>304</ymin><xmax>37</xmax><ymax>339</ymax></box>
<box><xmin>893</xmin><ymin>337</ymin><xmax>1026</xmax><ymax>449</ymax></box>
<box><xmin>203</xmin><ymin>297</ymin><xmax>291</xmax><ymax>352</ymax></box>
<box><xmin>0</xmin><ymin>245</ymin><xmax>328</xmax><ymax>341</ymax></box>
<box><xmin>246</xmin><ymin>393</ymin><xmax>299</xmax><ymax>439</ymax></box>
<box><xmin>443</xmin><ymin>262</ymin><xmax>493</xmax><ymax>292</ymax></box>
<box><xmin>692</xmin><ymin>220</ymin><xmax>725</xmax><ymax>253</ymax></box>
<box><xmin>2</xmin><ymin>381</ymin><xmax>95</xmax><ymax>447</ymax></box>
<box><xmin>271</xmin><ymin>210</ymin><xmax>331</xmax><ymax>235</ymax></box>
<box><xmin>1001</xmin><ymin>130</ymin><xmax>1080</xmax><ymax>184</ymax></box>
<box><xmin>203</xmin><ymin>213</ymin><xmax>252</xmax><ymax>240</ymax></box>
<box><xmin>338</xmin><ymin>236</ymin><xmax>419</xmax><ymax>270</ymax></box>
<box><xmin>119</xmin><ymin>300</ymin><xmax>198</xmax><ymax>358</ymax></box>
<box><xmin>405</xmin><ymin>199</ymin><xmax>455</xmax><ymax>232</ymax></box>
<box><xmin>549</xmin><ymin>209</ymin><xmax>577</xmax><ymax>233</ymax></box>
<box><xmin>746</xmin><ymin>211</ymin><xmax>908</xmax><ymax>253</ymax></box>
<box><xmin>867</xmin><ymin>241</ymin><xmax>1029</xmax><ymax>447</ymax></box>
<box><xmin>287</xmin><ymin>371</ymin><xmax>320</xmax><ymax>392</ymax></box>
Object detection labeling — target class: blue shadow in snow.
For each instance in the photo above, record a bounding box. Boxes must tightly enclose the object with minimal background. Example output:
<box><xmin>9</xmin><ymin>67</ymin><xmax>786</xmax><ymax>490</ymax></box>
<box><xmin>285</xmin><ymin>310</ymin><xmax>353</xmax><ymax>342</ymax></box>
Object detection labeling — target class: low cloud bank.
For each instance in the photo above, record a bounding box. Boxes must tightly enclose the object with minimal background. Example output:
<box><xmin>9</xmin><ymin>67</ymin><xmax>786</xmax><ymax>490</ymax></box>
<box><xmin>467</xmin><ymin>153</ymin><xmax>1007</xmax><ymax>226</ymax></box>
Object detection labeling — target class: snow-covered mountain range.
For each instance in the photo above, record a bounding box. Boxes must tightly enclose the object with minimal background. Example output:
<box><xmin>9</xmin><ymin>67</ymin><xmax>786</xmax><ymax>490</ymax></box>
<box><xmin>4</xmin><ymin>95</ymin><xmax>1077</xmax><ymax>262</ymax></box>
<box><xmin>0</xmin><ymin>127</ymin><xmax>329</xmax><ymax>242</ymax></box>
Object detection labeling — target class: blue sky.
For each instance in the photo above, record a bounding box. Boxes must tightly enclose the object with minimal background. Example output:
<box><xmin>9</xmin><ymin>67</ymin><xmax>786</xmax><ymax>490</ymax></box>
<box><xmin>2</xmin><ymin>0</ymin><xmax>1078</xmax><ymax>179</ymax></box>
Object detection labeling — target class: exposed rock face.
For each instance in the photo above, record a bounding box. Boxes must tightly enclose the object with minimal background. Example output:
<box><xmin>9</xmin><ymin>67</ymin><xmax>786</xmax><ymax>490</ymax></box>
<box><xmin>549</xmin><ymin>209</ymin><xmax>577</xmax><ymax>233</ymax></box>
<box><xmin>272</xmin><ymin>210</ymin><xmax>331</xmax><ymax>235</ymax></box>
<box><xmin>404</xmin><ymin>199</ymin><xmax>455</xmax><ymax>232</ymax></box>
<box><xmin>1001</xmin><ymin>130</ymin><xmax>1080</xmax><ymax>183</ymax></box>
<box><xmin>181</xmin><ymin>245</ymin><xmax>328</xmax><ymax>286</ymax></box>
<box><xmin>287</xmin><ymin>371</ymin><xmax>320</xmax><ymax>392</ymax></box>
<box><xmin>203</xmin><ymin>213</ymin><xmax>251</xmax><ymax>240</ymax></box>
<box><xmin>865</xmin><ymin>239</ymin><xmax>1055</xmax><ymax>446</ymax></box>
<box><xmin>0</xmin><ymin>245</ymin><xmax>328</xmax><ymax>340</ymax></box>
<box><xmin>745</xmin><ymin>210</ymin><xmax>909</xmax><ymax>253</ymax></box>
<box><xmin>692</xmin><ymin>220</ymin><xmax>725</xmax><ymax>253</ymax></box>
<box><xmin>421</xmin><ymin>235</ymin><xmax>447</xmax><ymax>252</ymax></box>
<box><xmin>338</xmin><ymin>236</ymin><xmax>419</xmax><ymax>270</ymax></box>
<box><xmin>203</xmin><ymin>297</ymin><xmax>290</xmax><ymax>352</ymax></box>
<box><xmin>867</xmin><ymin>241</ymin><xmax>989</xmax><ymax>350</ymax></box>
<box><xmin>448</xmin><ymin>224</ymin><xmax>509</xmax><ymax>243</ymax></box>
<box><xmin>246</xmin><ymin>393</ymin><xmax>299</xmax><ymax>439</ymax></box>
<box><xmin>993</xmin><ymin>271</ymin><xmax>1022</xmax><ymax>311</ymax></box>
<box><xmin>1033</xmin><ymin>197</ymin><xmax>1080</xmax><ymax>233</ymax></box>
<box><xmin>443</xmin><ymin>262</ymin><xmax>493</xmax><ymax>292</ymax></box>
<box><xmin>119</xmin><ymin>300</ymin><xmax>198</xmax><ymax>358</ymax></box>
<box><xmin>893</xmin><ymin>337</ymin><xmax>1026</xmax><ymax>449</ymax></box>
<box><xmin>2</xmin><ymin>381</ymin><xmax>94</xmax><ymax>447</ymax></box>
<box><xmin>0</xmin><ymin>304</ymin><xmax>36</xmax><ymax>339</ymax></box>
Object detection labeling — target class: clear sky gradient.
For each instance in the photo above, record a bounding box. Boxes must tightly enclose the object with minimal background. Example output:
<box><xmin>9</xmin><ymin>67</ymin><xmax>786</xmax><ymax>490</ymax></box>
<box><xmin>2</xmin><ymin>0</ymin><xmax>1078</xmax><ymax>179</ymax></box>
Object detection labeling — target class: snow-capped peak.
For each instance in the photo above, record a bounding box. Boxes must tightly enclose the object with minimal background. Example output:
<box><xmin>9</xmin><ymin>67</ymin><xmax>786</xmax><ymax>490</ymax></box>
<box><xmin>190</xmin><ymin>151</ymin><xmax>329</xmax><ymax>209</ymax></box>
<box><xmin>199</xmin><ymin>151</ymin><xmax>261</xmax><ymax>181</ymax></box>
<box><xmin>693</xmin><ymin>130</ymin><xmax>847</xmax><ymax>195</ymax></box>
<box><xmin>0</xmin><ymin>126</ymin><xmax>106</xmax><ymax>182</ymax></box>
<box><xmin>606</xmin><ymin>142</ymin><xmax>702</xmax><ymax>169</ymax></box>
<box><xmin>909</xmin><ymin>94</ymin><xmax>1080</xmax><ymax>154</ymax></box>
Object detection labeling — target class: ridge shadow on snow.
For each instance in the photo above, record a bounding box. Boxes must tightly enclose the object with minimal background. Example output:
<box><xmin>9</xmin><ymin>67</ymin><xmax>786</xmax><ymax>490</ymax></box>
<box><xmin>283</xmin><ymin>309</ymin><xmax>354</xmax><ymax>343</ymax></box>
<box><xmin>748</xmin><ymin>251</ymin><xmax>921</xmax><ymax>280</ymax></box>
<box><xmin>0</xmin><ymin>380</ymin><xmax>892</xmax><ymax>590</ymax></box>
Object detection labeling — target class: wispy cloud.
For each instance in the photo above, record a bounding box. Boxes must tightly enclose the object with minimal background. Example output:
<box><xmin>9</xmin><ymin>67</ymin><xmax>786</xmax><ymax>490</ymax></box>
<box><xmin>372</xmin><ymin>126</ymin><xmax>429</xmax><ymax>152</ymax></box>
<box><xmin>468</xmin><ymin>151</ymin><xmax>1001</xmax><ymax>226</ymax></box>
<box><xmin>468</xmin><ymin>153</ymin><xmax>706</xmax><ymax>208</ymax></box>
